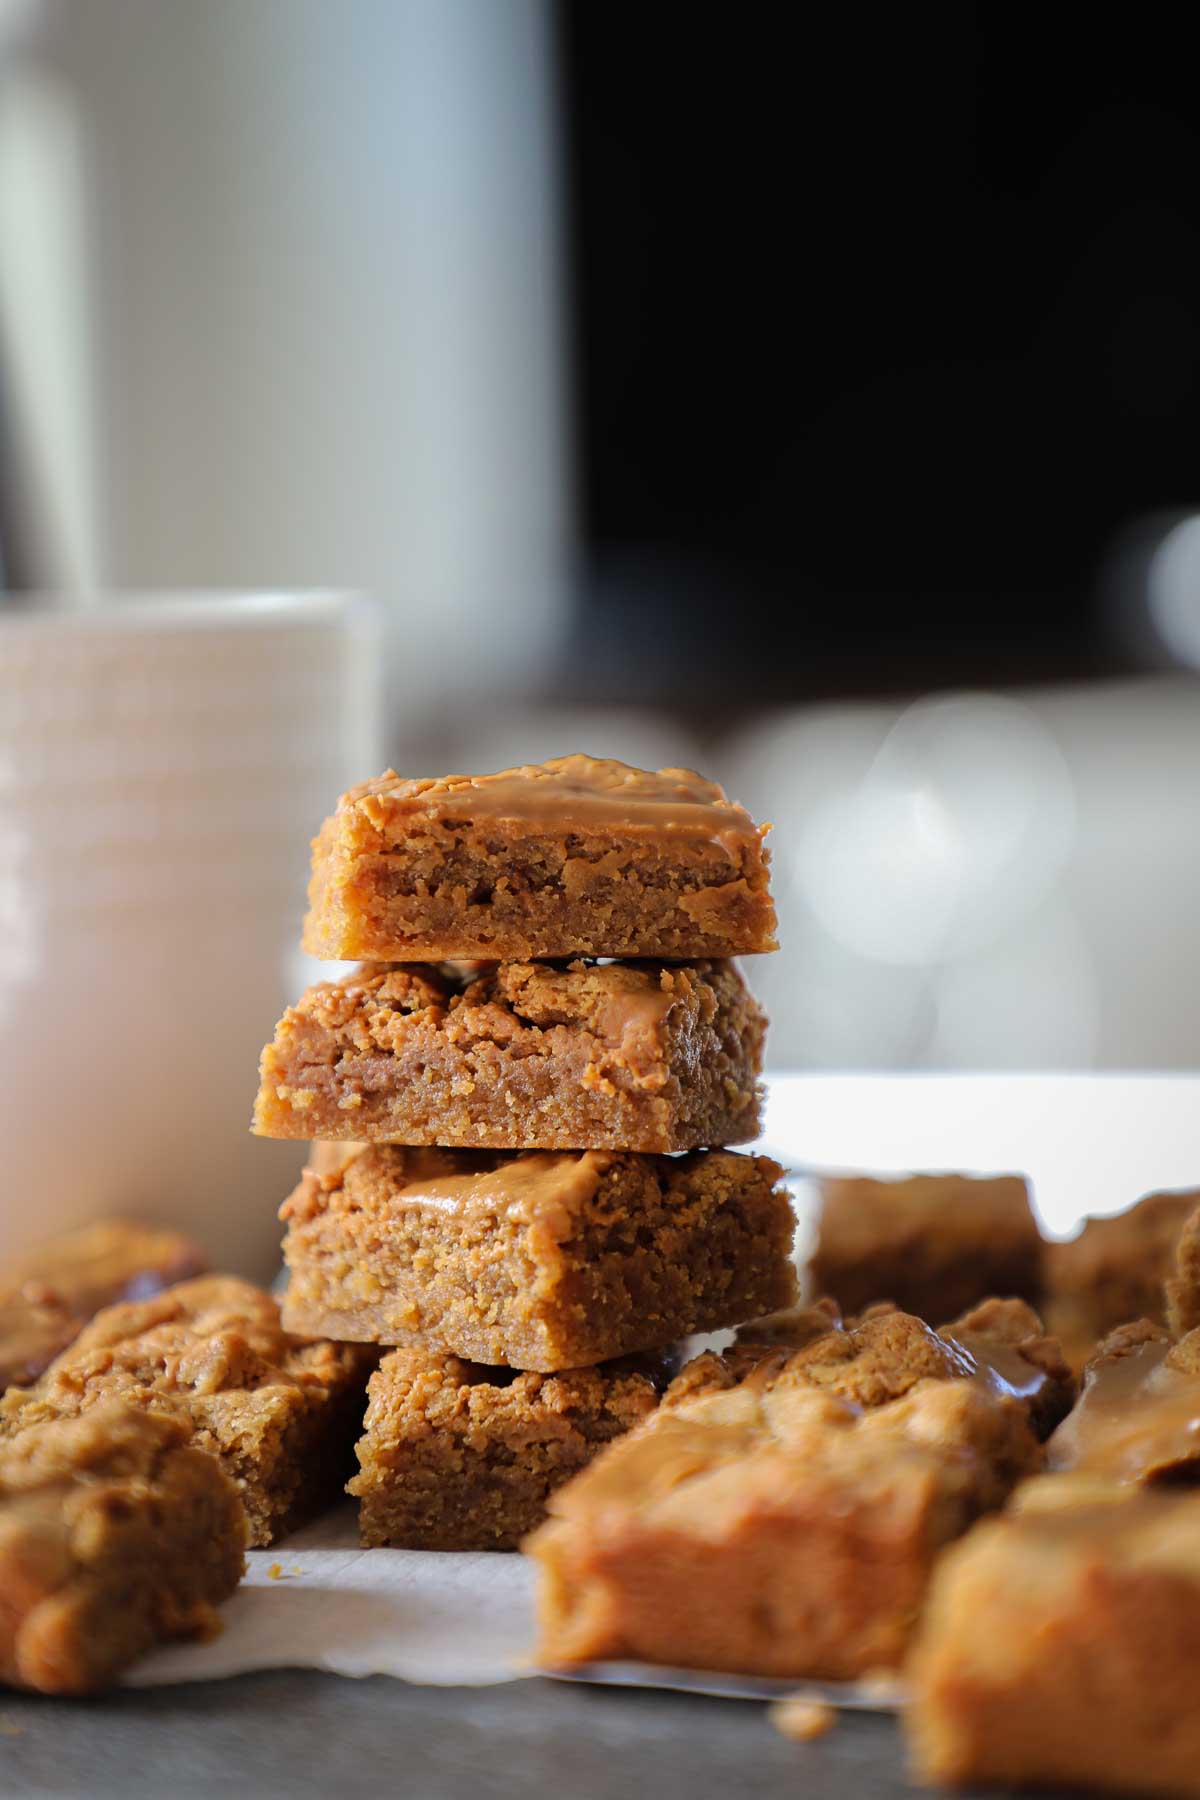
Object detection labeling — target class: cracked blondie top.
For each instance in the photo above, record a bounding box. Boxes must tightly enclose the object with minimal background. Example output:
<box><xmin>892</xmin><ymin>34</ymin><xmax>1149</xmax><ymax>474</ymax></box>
<box><xmin>0</xmin><ymin>1219</ymin><xmax>208</xmax><ymax>1394</ymax></box>
<box><xmin>0</xmin><ymin>1403</ymin><xmax>245</xmax><ymax>1693</ymax></box>
<box><xmin>280</xmin><ymin>1144</ymin><xmax>796</xmax><ymax>1370</ymax></box>
<box><xmin>302</xmin><ymin>756</ymin><xmax>777</xmax><ymax>962</ymax></box>
<box><xmin>254</xmin><ymin>957</ymin><xmax>765</xmax><ymax>1153</ymax></box>
<box><xmin>810</xmin><ymin>1172</ymin><xmax>1042</xmax><ymax>1325</ymax></box>
<box><xmin>527</xmin><ymin>1371</ymin><xmax>1040</xmax><ymax>1680</ymax></box>
<box><xmin>0</xmin><ymin>1276</ymin><xmax>374</xmax><ymax>1546</ymax></box>
<box><xmin>909</xmin><ymin>1478</ymin><xmax>1200</xmax><ymax>1797</ymax></box>
<box><xmin>348</xmin><ymin>1346</ymin><xmax>665</xmax><ymax>1550</ymax></box>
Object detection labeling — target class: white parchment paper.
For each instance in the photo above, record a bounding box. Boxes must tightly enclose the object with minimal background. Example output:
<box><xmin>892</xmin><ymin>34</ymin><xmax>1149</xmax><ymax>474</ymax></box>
<box><xmin>129</xmin><ymin>1505</ymin><xmax>537</xmax><ymax>1689</ymax></box>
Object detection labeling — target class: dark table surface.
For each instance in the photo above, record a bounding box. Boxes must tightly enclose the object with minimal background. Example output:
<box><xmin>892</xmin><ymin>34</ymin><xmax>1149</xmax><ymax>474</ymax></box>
<box><xmin>0</xmin><ymin>1670</ymin><xmax>1047</xmax><ymax>1800</ymax></box>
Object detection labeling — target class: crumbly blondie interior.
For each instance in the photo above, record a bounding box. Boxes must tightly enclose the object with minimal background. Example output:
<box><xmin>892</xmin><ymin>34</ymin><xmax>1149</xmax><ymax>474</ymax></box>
<box><xmin>349</xmin><ymin>1347</ymin><xmax>661</xmax><ymax>1549</ymax></box>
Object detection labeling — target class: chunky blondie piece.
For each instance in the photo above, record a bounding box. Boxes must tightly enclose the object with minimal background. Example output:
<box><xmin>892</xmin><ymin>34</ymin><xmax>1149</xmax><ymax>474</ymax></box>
<box><xmin>302</xmin><ymin>756</ymin><xmax>777</xmax><ymax>962</ymax></box>
<box><xmin>0</xmin><ymin>1219</ymin><xmax>208</xmax><ymax>1393</ymax></box>
<box><xmin>810</xmin><ymin>1172</ymin><xmax>1042</xmax><ymax>1324</ymax></box>
<box><xmin>0</xmin><ymin>1276</ymin><xmax>373</xmax><ymax>1545</ymax></box>
<box><xmin>527</xmin><ymin>1374</ymin><xmax>1039</xmax><ymax>1680</ymax></box>
<box><xmin>664</xmin><ymin>1296</ymin><xmax>1074</xmax><ymax>1439</ymax></box>
<box><xmin>255</xmin><ymin>958</ymin><xmax>765</xmax><ymax>1153</ymax></box>
<box><xmin>280</xmin><ymin>1146</ymin><xmax>796</xmax><ymax>1370</ymax></box>
<box><xmin>0</xmin><ymin>1403</ymin><xmax>245</xmax><ymax>1693</ymax></box>
<box><xmin>348</xmin><ymin>1347</ymin><xmax>663</xmax><ymax>1549</ymax></box>
<box><xmin>908</xmin><ymin>1480</ymin><xmax>1200</xmax><ymax>1797</ymax></box>
<box><xmin>1046</xmin><ymin>1319</ymin><xmax>1200</xmax><ymax>1484</ymax></box>
<box><xmin>1044</xmin><ymin>1187</ymin><xmax>1198</xmax><ymax>1361</ymax></box>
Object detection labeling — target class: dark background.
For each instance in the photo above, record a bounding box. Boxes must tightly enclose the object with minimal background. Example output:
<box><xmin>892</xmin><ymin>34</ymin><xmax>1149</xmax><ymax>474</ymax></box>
<box><xmin>557</xmin><ymin>9</ymin><xmax>1200</xmax><ymax>698</ymax></box>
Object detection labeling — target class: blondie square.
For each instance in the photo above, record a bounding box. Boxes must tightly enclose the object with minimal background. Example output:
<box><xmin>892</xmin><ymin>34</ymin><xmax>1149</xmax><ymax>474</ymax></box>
<box><xmin>1045</xmin><ymin>1187</ymin><xmax>1199</xmax><ymax>1360</ymax></box>
<box><xmin>909</xmin><ymin>1481</ymin><xmax>1200</xmax><ymax>1797</ymax></box>
<box><xmin>254</xmin><ymin>957</ymin><xmax>765</xmax><ymax>1153</ymax></box>
<box><xmin>0</xmin><ymin>1218</ymin><xmax>208</xmax><ymax>1393</ymax></box>
<box><xmin>279</xmin><ymin>1146</ymin><xmax>796</xmax><ymax>1370</ymax></box>
<box><xmin>302</xmin><ymin>756</ymin><xmax>777</xmax><ymax>963</ymax></box>
<box><xmin>0</xmin><ymin>1403</ymin><xmax>245</xmax><ymax>1693</ymax></box>
<box><xmin>527</xmin><ymin>1374</ymin><xmax>1039</xmax><ymax>1680</ymax></box>
<box><xmin>810</xmin><ymin>1171</ymin><xmax>1042</xmax><ymax>1323</ymax></box>
<box><xmin>348</xmin><ymin>1347</ymin><xmax>663</xmax><ymax>1549</ymax></box>
<box><xmin>0</xmin><ymin>1276</ymin><xmax>374</xmax><ymax>1545</ymax></box>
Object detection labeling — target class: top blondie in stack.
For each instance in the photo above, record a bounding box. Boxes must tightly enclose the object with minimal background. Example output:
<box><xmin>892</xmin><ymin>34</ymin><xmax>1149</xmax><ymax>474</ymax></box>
<box><xmin>253</xmin><ymin>756</ymin><xmax>797</xmax><ymax>1545</ymax></box>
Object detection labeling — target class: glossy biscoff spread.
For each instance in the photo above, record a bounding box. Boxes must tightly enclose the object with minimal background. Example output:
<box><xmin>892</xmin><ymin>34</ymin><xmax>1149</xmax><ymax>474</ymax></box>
<box><xmin>1046</xmin><ymin>1333</ymin><xmax>1200</xmax><ymax>1483</ymax></box>
<box><xmin>341</xmin><ymin>755</ymin><xmax>764</xmax><ymax>852</ymax></box>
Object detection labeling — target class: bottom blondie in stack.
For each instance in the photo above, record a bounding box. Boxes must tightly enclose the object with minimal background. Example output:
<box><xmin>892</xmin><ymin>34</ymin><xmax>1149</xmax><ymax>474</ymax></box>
<box><xmin>260</xmin><ymin>757</ymin><xmax>794</xmax><ymax>1547</ymax></box>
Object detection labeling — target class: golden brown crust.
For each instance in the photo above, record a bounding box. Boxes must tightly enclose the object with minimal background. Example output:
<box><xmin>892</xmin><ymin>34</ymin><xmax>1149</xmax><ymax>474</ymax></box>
<box><xmin>280</xmin><ymin>1146</ymin><xmax>797</xmax><ymax>1371</ymax></box>
<box><xmin>348</xmin><ymin>1347</ymin><xmax>659</xmax><ymax>1549</ymax></box>
<box><xmin>254</xmin><ymin>958</ymin><xmax>766</xmax><ymax>1152</ymax></box>
<box><xmin>0</xmin><ymin>1277</ymin><xmax>374</xmax><ymax>1545</ymax></box>
<box><xmin>527</xmin><ymin>1375</ymin><xmax>1040</xmax><ymax>1680</ymax></box>
<box><xmin>0</xmin><ymin>1403</ymin><xmax>245</xmax><ymax>1693</ymax></box>
<box><xmin>810</xmin><ymin>1173</ymin><xmax>1041</xmax><ymax>1324</ymax></box>
<box><xmin>302</xmin><ymin>756</ymin><xmax>777</xmax><ymax>962</ymax></box>
<box><xmin>908</xmin><ymin>1486</ymin><xmax>1200</xmax><ymax>1796</ymax></box>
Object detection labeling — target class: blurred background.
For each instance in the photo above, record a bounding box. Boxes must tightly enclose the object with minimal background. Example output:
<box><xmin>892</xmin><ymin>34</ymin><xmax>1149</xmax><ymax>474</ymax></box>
<box><xmin>3</xmin><ymin>0</ymin><xmax>1200</xmax><ymax>1090</ymax></box>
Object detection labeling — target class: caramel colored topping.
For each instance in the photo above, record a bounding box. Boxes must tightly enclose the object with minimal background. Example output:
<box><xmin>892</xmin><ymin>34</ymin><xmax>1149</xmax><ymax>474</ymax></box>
<box><xmin>944</xmin><ymin>1334</ymin><xmax>1053</xmax><ymax>1405</ymax></box>
<box><xmin>323</xmin><ymin>1146</ymin><xmax>616</xmax><ymax>1229</ymax></box>
<box><xmin>1046</xmin><ymin>1337</ymin><xmax>1200</xmax><ymax>1482</ymax></box>
<box><xmin>341</xmin><ymin>755</ymin><xmax>765</xmax><ymax>852</ymax></box>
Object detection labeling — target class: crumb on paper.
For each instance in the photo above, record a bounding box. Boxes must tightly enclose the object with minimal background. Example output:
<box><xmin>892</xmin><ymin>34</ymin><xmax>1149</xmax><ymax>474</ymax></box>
<box><xmin>266</xmin><ymin>1562</ymin><xmax>304</xmax><ymax>1580</ymax></box>
<box><xmin>0</xmin><ymin>1714</ymin><xmax>24</xmax><ymax>1736</ymax></box>
<box><xmin>855</xmin><ymin>1667</ymin><xmax>909</xmax><ymax>1706</ymax></box>
<box><xmin>769</xmin><ymin>1697</ymin><xmax>836</xmax><ymax>1743</ymax></box>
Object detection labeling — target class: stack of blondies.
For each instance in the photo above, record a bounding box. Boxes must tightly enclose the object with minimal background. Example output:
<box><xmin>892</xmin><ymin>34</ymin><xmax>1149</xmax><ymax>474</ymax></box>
<box><xmin>254</xmin><ymin>755</ymin><xmax>798</xmax><ymax>1548</ymax></box>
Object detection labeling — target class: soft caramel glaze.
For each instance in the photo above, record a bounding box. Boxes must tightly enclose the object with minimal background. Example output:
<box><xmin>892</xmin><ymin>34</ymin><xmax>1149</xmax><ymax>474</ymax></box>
<box><xmin>341</xmin><ymin>755</ymin><xmax>766</xmax><ymax>852</ymax></box>
<box><xmin>1046</xmin><ymin>1338</ymin><xmax>1200</xmax><ymax>1482</ymax></box>
<box><xmin>382</xmin><ymin>1150</ymin><xmax>615</xmax><ymax>1228</ymax></box>
<box><xmin>945</xmin><ymin>1333</ymin><xmax>1054</xmax><ymax>1405</ymax></box>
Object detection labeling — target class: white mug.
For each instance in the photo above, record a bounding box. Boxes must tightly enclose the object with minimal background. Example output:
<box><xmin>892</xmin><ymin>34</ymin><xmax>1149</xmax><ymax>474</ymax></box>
<box><xmin>0</xmin><ymin>591</ymin><xmax>379</xmax><ymax>1277</ymax></box>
